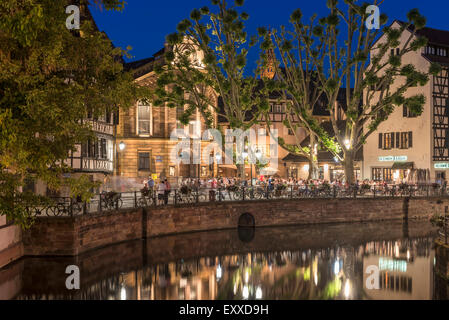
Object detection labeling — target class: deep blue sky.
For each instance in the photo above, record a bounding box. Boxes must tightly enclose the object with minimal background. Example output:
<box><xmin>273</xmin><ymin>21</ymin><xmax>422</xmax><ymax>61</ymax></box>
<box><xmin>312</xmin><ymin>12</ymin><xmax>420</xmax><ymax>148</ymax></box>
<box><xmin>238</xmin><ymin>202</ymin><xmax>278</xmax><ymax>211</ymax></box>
<box><xmin>90</xmin><ymin>0</ymin><xmax>449</xmax><ymax>65</ymax></box>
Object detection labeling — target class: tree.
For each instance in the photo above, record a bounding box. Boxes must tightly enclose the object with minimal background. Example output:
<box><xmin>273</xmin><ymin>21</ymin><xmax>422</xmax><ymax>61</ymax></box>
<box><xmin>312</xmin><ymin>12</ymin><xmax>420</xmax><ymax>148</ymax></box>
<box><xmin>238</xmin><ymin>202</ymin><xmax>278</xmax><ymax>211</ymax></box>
<box><xmin>0</xmin><ymin>0</ymin><xmax>147</xmax><ymax>228</ymax></box>
<box><xmin>283</xmin><ymin>1</ymin><xmax>441</xmax><ymax>183</ymax></box>
<box><xmin>258</xmin><ymin>17</ymin><xmax>341</xmax><ymax>180</ymax></box>
<box><xmin>153</xmin><ymin>0</ymin><xmax>271</xmax><ymax>179</ymax></box>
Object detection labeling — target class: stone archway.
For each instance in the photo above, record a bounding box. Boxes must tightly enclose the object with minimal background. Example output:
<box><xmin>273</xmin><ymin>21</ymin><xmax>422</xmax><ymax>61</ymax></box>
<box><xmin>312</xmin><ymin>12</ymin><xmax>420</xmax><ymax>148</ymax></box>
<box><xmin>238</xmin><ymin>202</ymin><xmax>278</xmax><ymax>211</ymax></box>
<box><xmin>238</xmin><ymin>213</ymin><xmax>255</xmax><ymax>228</ymax></box>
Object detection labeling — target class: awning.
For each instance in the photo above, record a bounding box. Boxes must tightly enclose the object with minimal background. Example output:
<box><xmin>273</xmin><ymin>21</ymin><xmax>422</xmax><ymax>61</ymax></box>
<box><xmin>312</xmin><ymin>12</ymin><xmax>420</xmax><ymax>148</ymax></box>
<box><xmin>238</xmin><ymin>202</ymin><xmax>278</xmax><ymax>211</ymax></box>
<box><xmin>392</xmin><ymin>162</ymin><xmax>414</xmax><ymax>170</ymax></box>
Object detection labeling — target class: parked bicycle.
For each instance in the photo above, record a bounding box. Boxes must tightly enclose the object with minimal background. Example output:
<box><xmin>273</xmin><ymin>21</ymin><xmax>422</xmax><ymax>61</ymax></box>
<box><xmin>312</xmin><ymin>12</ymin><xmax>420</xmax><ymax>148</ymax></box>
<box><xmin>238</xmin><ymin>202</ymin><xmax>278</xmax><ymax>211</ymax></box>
<box><xmin>100</xmin><ymin>191</ymin><xmax>123</xmax><ymax>210</ymax></box>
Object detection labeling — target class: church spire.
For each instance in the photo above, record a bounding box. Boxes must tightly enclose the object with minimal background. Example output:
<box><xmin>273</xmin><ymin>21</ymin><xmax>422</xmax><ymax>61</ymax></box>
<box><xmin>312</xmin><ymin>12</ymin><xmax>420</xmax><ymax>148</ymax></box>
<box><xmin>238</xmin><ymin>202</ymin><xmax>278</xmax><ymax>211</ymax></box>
<box><xmin>262</xmin><ymin>30</ymin><xmax>276</xmax><ymax>79</ymax></box>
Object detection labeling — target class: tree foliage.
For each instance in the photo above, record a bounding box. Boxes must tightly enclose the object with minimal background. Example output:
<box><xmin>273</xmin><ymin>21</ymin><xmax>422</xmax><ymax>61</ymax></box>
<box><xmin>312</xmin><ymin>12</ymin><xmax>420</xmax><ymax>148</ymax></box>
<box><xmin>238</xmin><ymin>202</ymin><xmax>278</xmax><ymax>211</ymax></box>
<box><xmin>154</xmin><ymin>0</ymin><xmax>273</xmax><ymax>130</ymax></box>
<box><xmin>276</xmin><ymin>1</ymin><xmax>440</xmax><ymax>183</ymax></box>
<box><xmin>0</xmin><ymin>0</ymin><xmax>147</xmax><ymax>228</ymax></box>
<box><xmin>259</xmin><ymin>13</ymin><xmax>342</xmax><ymax>179</ymax></box>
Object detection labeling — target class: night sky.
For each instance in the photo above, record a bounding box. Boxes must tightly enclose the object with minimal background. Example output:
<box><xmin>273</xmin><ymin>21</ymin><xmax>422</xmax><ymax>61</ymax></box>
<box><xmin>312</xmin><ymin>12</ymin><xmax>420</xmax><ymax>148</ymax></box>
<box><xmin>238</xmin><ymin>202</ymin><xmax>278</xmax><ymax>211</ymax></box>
<box><xmin>89</xmin><ymin>0</ymin><xmax>449</xmax><ymax>67</ymax></box>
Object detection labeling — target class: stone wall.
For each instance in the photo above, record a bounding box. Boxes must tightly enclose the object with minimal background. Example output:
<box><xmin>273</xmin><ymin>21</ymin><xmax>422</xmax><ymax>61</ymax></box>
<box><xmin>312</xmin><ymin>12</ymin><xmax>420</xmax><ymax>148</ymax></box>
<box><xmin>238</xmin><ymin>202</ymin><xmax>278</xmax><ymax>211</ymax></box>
<box><xmin>146</xmin><ymin>197</ymin><xmax>414</xmax><ymax>237</ymax></box>
<box><xmin>22</xmin><ymin>208</ymin><xmax>143</xmax><ymax>256</ymax></box>
<box><xmin>0</xmin><ymin>217</ymin><xmax>23</xmax><ymax>269</ymax></box>
<box><xmin>8</xmin><ymin>196</ymin><xmax>444</xmax><ymax>259</ymax></box>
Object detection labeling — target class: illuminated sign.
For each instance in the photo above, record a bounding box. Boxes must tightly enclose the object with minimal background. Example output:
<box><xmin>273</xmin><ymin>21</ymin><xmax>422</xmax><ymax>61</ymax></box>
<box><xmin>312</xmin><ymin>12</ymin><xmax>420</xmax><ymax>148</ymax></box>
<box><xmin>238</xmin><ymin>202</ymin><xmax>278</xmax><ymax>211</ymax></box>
<box><xmin>378</xmin><ymin>156</ymin><xmax>408</xmax><ymax>162</ymax></box>
<box><xmin>378</xmin><ymin>258</ymin><xmax>407</xmax><ymax>273</ymax></box>
<box><xmin>435</xmin><ymin>163</ymin><xmax>449</xmax><ymax>169</ymax></box>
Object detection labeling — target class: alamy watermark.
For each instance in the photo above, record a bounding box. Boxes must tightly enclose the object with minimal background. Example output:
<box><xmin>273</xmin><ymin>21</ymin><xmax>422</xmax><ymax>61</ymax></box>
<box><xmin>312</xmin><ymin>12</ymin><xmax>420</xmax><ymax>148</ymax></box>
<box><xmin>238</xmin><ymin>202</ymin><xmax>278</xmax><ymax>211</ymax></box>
<box><xmin>66</xmin><ymin>5</ymin><xmax>80</xmax><ymax>30</ymax></box>
<box><xmin>65</xmin><ymin>265</ymin><xmax>80</xmax><ymax>290</ymax></box>
<box><xmin>365</xmin><ymin>265</ymin><xmax>380</xmax><ymax>290</ymax></box>
<box><xmin>366</xmin><ymin>5</ymin><xmax>380</xmax><ymax>30</ymax></box>
<box><xmin>169</xmin><ymin>127</ymin><xmax>279</xmax><ymax>169</ymax></box>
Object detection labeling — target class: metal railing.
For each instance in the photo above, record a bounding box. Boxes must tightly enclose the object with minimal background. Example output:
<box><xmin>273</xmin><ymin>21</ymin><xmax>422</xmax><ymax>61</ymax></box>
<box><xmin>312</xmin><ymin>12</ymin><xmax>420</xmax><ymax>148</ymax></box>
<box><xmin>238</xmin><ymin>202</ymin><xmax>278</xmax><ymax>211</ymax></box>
<box><xmin>27</xmin><ymin>183</ymin><xmax>449</xmax><ymax>217</ymax></box>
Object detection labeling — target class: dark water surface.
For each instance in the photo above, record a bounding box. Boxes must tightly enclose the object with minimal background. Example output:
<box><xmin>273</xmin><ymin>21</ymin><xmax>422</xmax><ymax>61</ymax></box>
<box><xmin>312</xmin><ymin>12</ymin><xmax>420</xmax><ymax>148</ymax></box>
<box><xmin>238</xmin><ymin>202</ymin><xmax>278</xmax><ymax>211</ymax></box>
<box><xmin>1</xmin><ymin>220</ymin><xmax>448</xmax><ymax>300</ymax></box>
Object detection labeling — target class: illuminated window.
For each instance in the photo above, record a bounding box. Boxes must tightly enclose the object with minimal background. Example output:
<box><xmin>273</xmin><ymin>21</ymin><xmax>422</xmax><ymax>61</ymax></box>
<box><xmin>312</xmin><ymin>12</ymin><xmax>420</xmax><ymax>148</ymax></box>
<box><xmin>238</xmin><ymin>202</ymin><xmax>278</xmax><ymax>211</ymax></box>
<box><xmin>137</xmin><ymin>101</ymin><xmax>152</xmax><ymax>136</ymax></box>
<box><xmin>383</xmin><ymin>133</ymin><xmax>394</xmax><ymax>150</ymax></box>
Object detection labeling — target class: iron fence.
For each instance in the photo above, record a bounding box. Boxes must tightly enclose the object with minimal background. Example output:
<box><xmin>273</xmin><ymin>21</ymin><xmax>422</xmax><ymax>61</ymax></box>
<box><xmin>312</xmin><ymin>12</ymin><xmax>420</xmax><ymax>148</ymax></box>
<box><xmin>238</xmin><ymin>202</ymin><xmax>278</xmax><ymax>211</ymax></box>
<box><xmin>28</xmin><ymin>183</ymin><xmax>449</xmax><ymax>217</ymax></box>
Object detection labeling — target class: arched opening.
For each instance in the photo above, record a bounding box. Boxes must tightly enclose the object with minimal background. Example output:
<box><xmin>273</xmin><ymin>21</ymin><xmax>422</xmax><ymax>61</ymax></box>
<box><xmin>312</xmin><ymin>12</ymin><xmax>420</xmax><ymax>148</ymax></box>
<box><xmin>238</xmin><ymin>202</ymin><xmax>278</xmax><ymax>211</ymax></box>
<box><xmin>238</xmin><ymin>213</ymin><xmax>255</xmax><ymax>228</ymax></box>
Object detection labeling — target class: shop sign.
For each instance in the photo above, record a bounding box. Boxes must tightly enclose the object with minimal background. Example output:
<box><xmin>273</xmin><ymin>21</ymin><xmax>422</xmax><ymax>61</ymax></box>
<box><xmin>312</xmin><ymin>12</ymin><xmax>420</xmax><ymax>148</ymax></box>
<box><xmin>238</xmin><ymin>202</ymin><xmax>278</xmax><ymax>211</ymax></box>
<box><xmin>378</xmin><ymin>156</ymin><xmax>407</xmax><ymax>162</ymax></box>
<box><xmin>435</xmin><ymin>163</ymin><xmax>449</xmax><ymax>169</ymax></box>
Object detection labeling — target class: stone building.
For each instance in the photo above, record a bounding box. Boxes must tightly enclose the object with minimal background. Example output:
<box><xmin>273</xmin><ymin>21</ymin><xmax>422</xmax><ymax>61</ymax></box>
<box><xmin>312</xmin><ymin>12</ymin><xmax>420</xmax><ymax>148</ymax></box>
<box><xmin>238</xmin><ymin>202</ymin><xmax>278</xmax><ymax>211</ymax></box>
<box><xmin>117</xmin><ymin>46</ymin><xmax>218</xmax><ymax>187</ymax></box>
<box><xmin>363</xmin><ymin>21</ymin><xmax>449</xmax><ymax>183</ymax></box>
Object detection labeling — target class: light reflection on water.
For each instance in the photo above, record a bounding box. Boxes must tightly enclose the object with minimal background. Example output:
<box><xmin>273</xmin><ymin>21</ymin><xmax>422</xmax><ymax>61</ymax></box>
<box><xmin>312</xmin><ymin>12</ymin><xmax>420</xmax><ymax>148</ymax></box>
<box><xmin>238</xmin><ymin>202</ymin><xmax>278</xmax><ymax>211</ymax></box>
<box><xmin>1</xmin><ymin>221</ymin><xmax>448</xmax><ymax>300</ymax></box>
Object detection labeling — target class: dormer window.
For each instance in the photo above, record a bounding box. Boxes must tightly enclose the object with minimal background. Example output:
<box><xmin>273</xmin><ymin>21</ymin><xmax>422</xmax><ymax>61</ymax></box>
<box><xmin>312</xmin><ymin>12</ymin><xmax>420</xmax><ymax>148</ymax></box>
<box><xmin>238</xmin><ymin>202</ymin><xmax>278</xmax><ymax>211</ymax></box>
<box><xmin>424</xmin><ymin>45</ymin><xmax>448</xmax><ymax>57</ymax></box>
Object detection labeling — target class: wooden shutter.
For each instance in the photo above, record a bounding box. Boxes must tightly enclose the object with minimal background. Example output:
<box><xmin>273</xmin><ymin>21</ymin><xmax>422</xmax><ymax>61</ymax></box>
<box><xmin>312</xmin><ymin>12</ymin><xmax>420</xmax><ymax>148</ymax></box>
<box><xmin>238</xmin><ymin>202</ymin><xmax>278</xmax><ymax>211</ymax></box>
<box><xmin>409</xmin><ymin>132</ymin><xmax>413</xmax><ymax>148</ymax></box>
<box><xmin>391</xmin><ymin>133</ymin><xmax>395</xmax><ymax>149</ymax></box>
<box><xmin>396</xmin><ymin>133</ymin><xmax>400</xmax><ymax>149</ymax></box>
<box><xmin>403</xmin><ymin>105</ymin><xmax>408</xmax><ymax>117</ymax></box>
<box><xmin>379</xmin><ymin>133</ymin><xmax>383</xmax><ymax>149</ymax></box>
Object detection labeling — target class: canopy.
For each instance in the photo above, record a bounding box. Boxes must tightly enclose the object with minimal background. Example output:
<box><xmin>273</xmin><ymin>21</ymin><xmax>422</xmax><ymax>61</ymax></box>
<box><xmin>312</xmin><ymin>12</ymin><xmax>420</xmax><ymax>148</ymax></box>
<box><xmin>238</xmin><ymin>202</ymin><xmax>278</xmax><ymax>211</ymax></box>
<box><xmin>392</xmin><ymin>162</ymin><xmax>414</xmax><ymax>170</ymax></box>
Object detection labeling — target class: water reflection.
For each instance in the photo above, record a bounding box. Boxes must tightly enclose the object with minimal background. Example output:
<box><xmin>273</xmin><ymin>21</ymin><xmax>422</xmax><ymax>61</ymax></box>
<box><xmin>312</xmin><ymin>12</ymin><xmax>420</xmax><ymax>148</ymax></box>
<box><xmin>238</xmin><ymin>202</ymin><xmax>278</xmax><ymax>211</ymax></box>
<box><xmin>1</xmin><ymin>221</ymin><xmax>448</xmax><ymax>300</ymax></box>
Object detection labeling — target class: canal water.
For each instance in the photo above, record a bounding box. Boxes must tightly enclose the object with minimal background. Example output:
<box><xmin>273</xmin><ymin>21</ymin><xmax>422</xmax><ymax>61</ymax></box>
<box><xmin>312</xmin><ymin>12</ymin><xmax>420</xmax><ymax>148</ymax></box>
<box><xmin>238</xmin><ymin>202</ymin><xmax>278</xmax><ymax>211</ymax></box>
<box><xmin>1</xmin><ymin>220</ymin><xmax>448</xmax><ymax>300</ymax></box>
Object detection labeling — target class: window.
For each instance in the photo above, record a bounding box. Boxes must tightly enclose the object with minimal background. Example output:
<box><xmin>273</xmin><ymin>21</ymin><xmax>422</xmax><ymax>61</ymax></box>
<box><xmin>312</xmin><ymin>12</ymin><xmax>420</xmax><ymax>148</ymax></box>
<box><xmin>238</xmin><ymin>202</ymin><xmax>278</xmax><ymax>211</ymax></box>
<box><xmin>400</xmin><ymin>132</ymin><xmax>410</xmax><ymax>149</ymax></box>
<box><xmin>372</xmin><ymin>168</ymin><xmax>393</xmax><ymax>182</ymax></box>
<box><xmin>271</xmin><ymin>104</ymin><xmax>285</xmax><ymax>113</ymax></box>
<box><xmin>383</xmin><ymin>133</ymin><xmax>394</xmax><ymax>150</ymax></box>
<box><xmin>288</xmin><ymin>128</ymin><xmax>294</xmax><ymax>136</ymax></box>
<box><xmin>138</xmin><ymin>152</ymin><xmax>150</xmax><ymax>171</ymax></box>
<box><xmin>87</xmin><ymin>138</ymin><xmax>97</xmax><ymax>158</ymax></box>
<box><xmin>383</xmin><ymin>168</ymin><xmax>393</xmax><ymax>182</ymax></box>
<box><xmin>391</xmin><ymin>48</ymin><xmax>400</xmax><ymax>56</ymax></box>
<box><xmin>403</xmin><ymin>105</ymin><xmax>418</xmax><ymax>118</ymax></box>
<box><xmin>424</xmin><ymin>46</ymin><xmax>448</xmax><ymax>57</ymax></box>
<box><xmin>137</xmin><ymin>101</ymin><xmax>152</xmax><ymax>136</ymax></box>
<box><xmin>372</xmin><ymin>168</ymin><xmax>383</xmax><ymax>181</ymax></box>
<box><xmin>99</xmin><ymin>139</ymin><xmax>107</xmax><ymax>159</ymax></box>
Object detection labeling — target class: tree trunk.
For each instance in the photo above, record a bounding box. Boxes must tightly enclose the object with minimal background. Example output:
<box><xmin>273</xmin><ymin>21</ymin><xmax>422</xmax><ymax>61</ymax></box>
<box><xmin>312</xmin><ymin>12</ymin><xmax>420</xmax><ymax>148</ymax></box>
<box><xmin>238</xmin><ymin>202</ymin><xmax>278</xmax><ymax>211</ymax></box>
<box><xmin>344</xmin><ymin>151</ymin><xmax>355</xmax><ymax>184</ymax></box>
<box><xmin>237</xmin><ymin>164</ymin><xmax>245</xmax><ymax>179</ymax></box>
<box><xmin>308</xmin><ymin>134</ymin><xmax>320</xmax><ymax>180</ymax></box>
<box><xmin>308</xmin><ymin>158</ymin><xmax>319</xmax><ymax>180</ymax></box>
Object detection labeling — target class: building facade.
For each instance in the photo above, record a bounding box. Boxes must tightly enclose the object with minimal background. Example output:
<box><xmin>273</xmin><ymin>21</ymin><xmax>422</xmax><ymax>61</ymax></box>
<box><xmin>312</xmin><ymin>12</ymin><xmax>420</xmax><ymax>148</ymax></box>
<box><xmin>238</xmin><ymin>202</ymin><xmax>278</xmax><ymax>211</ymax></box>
<box><xmin>117</xmin><ymin>46</ymin><xmax>218</xmax><ymax>187</ymax></box>
<box><xmin>363</xmin><ymin>21</ymin><xmax>449</xmax><ymax>183</ymax></box>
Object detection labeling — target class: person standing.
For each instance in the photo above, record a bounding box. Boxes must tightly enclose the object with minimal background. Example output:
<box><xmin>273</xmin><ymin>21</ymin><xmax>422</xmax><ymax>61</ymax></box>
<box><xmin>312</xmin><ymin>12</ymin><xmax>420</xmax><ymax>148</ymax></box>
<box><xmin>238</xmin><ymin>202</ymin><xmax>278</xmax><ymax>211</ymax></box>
<box><xmin>157</xmin><ymin>180</ymin><xmax>166</xmax><ymax>206</ymax></box>
<box><xmin>164</xmin><ymin>179</ymin><xmax>171</xmax><ymax>205</ymax></box>
<box><xmin>147</xmin><ymin>176</ymin><xmax>155</xmax><ymax>195</ymax></box>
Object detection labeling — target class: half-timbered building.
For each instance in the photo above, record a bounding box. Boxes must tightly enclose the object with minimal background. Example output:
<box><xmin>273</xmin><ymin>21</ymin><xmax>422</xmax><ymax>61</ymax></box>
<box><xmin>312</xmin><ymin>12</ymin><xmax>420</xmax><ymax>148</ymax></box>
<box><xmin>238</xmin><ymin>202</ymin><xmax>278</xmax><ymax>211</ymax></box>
<box><xmin>363</xmin><ymin>21</ymin><xmax>449</xmax><ymax>183</ymax></box>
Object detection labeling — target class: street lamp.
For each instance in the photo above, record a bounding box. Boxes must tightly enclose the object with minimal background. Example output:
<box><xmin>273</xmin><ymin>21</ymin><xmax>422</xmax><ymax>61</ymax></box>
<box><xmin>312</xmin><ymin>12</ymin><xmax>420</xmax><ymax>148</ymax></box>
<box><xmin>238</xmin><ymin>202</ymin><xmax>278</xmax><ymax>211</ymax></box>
<box><xmin>344</xmin><ymin>139</ymin><xmax>351</xmax><ymax>150</ymax></box>
<box><xmin>118</xmin><ymin>141</ymin><xmax>126</xmax><ymax>177</ymax></box>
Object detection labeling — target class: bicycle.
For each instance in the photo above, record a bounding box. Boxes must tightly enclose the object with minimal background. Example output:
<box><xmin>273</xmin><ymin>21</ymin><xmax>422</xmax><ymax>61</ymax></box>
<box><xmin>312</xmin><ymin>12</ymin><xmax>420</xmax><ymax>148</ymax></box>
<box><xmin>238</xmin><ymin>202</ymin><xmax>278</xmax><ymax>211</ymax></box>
<box><xmin>101</xmin><ymin>191</ymin><xmax>123</xmax><ymax>210</ymax></box>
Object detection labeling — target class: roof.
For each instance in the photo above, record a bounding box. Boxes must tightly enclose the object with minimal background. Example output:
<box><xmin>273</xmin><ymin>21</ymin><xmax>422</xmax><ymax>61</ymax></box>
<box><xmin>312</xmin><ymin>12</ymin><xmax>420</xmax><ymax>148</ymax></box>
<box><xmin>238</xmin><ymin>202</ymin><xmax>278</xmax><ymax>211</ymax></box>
<box><xmin>124</xmin><ymin>47</ymin><xmax>167</xmax><ymax>78</ymax></box>
<box><xmin>395</xmin><ymin>20</ymin><xmax>449</xmax><ymax>65</ymax></box>
<box><xmin>217</xmin><ymin>84</ymin><xmax>350</xmax><ymax>124</ymax></box>
<box><xmin>396</xmin><ymin>20</ymin><xmax>449</xmax><ymax>47</ymax></box>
